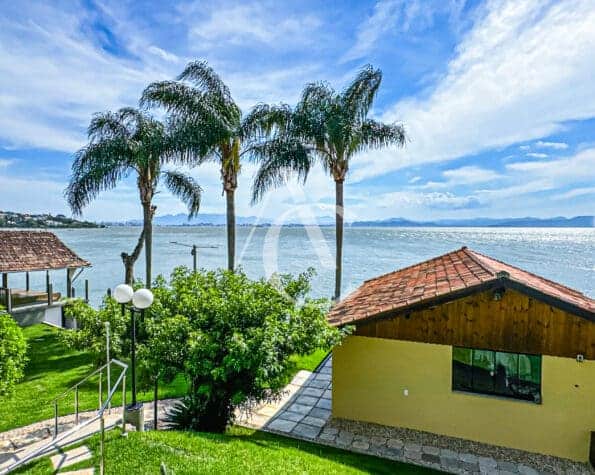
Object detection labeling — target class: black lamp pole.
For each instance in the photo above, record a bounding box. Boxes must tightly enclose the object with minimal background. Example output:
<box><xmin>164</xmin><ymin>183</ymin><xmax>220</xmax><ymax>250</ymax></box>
<box><xmin>131</xmin><ymin>308</ymin><xmax>138</xmax><ymax>406</ymax></box>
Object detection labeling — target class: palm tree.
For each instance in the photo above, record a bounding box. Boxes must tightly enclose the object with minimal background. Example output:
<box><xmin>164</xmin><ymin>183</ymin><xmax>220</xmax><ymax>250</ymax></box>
<box><xmin>141</xmin><ymin>61</ymin><xmax>262</xmax><ymax>271</ymax></box>
<box><xmin>250</xmin><ymin>65</ymin><xmax>406</xmax><ymax>300</ymax></box>
<box><xmin>66</xmin><ymin>107</ymin><xmax>203</xmax><ymax>286</ymax></box>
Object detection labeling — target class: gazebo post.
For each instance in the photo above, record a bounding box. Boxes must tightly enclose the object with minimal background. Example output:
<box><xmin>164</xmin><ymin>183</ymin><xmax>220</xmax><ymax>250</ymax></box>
<box><xmin>25</xmin><ymin>272</ymin><xmax>30</xmax><ymax>291</ymax></box>
<box><xmin>66</xmin><ymin>268</ymin><xmax>76</xmax><ymax>298</ymax></box>
<box><xmin>45</xmin><ymin>271</ymin><xmax>50</xmax><ymax>294</ymax></box>
<box><xmin>1</xmin><ymin>273</ymin><xmax>7</xmax><ymax>289</ymax></box>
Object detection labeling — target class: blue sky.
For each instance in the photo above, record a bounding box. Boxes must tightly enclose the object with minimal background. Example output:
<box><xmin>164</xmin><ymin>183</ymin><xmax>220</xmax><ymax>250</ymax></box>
<box><xmin>0</xmin><ymin>0</ymin><xmax>594</xmax><ymax>222</ymax></box>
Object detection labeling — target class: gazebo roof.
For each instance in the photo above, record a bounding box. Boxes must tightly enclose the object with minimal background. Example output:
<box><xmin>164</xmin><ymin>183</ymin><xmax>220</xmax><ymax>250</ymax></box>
<box><xmin>0</xmin><ymin>231</ymin><xmax>91</xmax><ymax>273</ymax></box>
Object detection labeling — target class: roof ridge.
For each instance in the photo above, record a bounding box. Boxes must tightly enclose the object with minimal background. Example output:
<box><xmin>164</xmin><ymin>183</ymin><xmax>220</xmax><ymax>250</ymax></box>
<box><xmin>461</xmin><ymin>247</ymin><xmax>498</xmax><ymax>276</ymax></box>
<box><xmin>468</xmin><ymin>249</ymin><xmax>592</xmax><ymax>299</ymax></box>
<box><xmin>362</xmin><ymin>247</ymin><xmax>469</xmax><ymax>284</ymax></box>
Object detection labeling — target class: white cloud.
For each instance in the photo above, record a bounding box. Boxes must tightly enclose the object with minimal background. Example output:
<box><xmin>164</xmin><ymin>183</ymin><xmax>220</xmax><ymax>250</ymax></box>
<box><xmin>440</xmin><ymin>165</ymin><xmax>501</xmax><ymax>185</ymax></box>
<box><xmin>342</xmin><ymin>0</ymin><xmax>465</xmax><ymax>62</ymax></box>
<box><xmin>526</xmin><ymin>152</ymin><xmax>548</xmax><ymax>158</ymax></box>
<box><xmin>377</xmin><ymin>190</ymin><xmax>480</xmax><ymax>210</ymax></box>
<box><xmin>183</xmin><ymin>2</ymin><xmax>321</xmax><ymax>50</ymax></box>
<box><xmin>553</xmin><ymin>186</ymin><xmax>595</xmax><ymax>200</ymax></box>
<box><xmin>0</xmin><ymin>3</ymin><xmax>178</xmax><ymax>152</ymax></box>
<box><xmin>0</xmin><ymin>159</ymin><xmax>14</xmax><ymax>168</ymax></box>
<box><xmin>536</xmin><ymin>140</ymin><xmax>568</xmax><ymax>149</ymax></box>
<box><xmin>352</xmin><ymin>0</ymin><xmax>595</xmax><ymax>182</ymax></box>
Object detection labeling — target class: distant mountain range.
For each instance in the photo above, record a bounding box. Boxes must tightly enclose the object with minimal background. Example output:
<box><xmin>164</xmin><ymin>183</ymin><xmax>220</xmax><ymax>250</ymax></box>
<box><xmin>110</xmin><ymin>213</ymin><xmax>594</xmax><ymax>228</ymax></box>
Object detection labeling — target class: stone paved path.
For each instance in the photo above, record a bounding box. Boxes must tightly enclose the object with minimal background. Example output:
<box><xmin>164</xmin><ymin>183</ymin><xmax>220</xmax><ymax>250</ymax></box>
<box><xmin>238</xmin><ymin>356</ymin><xmax>593</xmax><ymax>475</ymax></box>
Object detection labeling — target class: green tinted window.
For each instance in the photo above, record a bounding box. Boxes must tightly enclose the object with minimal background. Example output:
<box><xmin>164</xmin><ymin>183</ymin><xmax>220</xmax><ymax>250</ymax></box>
<box><xmin>452</xmin><ymin>348</ymin><xmax>541</xmax><ymax>403</ymax></box>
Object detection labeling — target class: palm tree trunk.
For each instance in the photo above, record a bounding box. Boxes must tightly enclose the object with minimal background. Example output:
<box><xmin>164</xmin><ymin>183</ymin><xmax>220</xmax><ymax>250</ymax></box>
<box><xmin>143</xmin><ymin>202</ymin><xmax>155</xmax><ymax>287</ymax></box>
<box><xmin>226</xmin><ymin>188</ymin><xmax>235</xmax><ymax>271</ymax></box>
<box><xmin>334</xmin><ymin>179</ymin><xmax>344</xmax><ymax>301</ymax></box>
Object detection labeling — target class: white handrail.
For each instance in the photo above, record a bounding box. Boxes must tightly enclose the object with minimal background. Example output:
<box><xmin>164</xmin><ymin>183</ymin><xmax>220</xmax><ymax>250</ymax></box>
<box><xmin>1</xmin><ymin>358</ymin><xmax>128</xmax><ymax>475</ymax></box>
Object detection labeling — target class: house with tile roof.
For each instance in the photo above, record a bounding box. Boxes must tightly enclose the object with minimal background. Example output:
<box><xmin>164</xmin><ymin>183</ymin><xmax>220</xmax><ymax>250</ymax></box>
<box><xmin>329</xmin><ymin>247</ymin><xmax>595</xmax><ymax>463</ymax></box>
<box><xmin>0</xmin><ymin>231</ymin><xmax>91</xmax><ymax>327</ymax></box>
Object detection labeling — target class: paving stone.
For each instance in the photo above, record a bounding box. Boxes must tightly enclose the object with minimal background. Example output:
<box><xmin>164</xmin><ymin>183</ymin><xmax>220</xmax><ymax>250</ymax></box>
<box><xmin>404</xmin><ymin>442</ymin><xmax>422</xmax><ymax>452</ymax></box>
<box><xmin>422</xmin><ymin>453</ymin><xmax>441</xmax><ymax>465</ymax></box>
<box><xmin>380</xmin><ymin>445</ymin><xmax>404</xmax><ymax>459</ymax></box>
<box><xmin>352</xmin><ymin>439</ymin><xmax>370</xmax><ymax>451</ymax></box>
<box><xmin>478</xmin><ymin>457</ymin><xmax>498</xmax><ymax>469</ymax></box>
<box><xmin>404</xmin><ymin>449</ymin><xmax>422</xmax><ymax>461</ymax></box>
<box><xmin>370</xmin><ymin>436</ymin><xmax>387</xmax><ymax>446</ymax></box>
<box><xmin>422</xmin><ymin>445</ymin><xmax>440</xmax><ymax>456</ymax></box>
<box><xmin>267</xmin><ymin>418</ymin><xmax>298</xmax><ymax>433</ymax></box>
<box><xmin>292</xmin><ymin>423</ymin><xmax>321</xmax><ymax>439</ymax></box>
<box><xmin>387</xmin><ymin>438</ymin><xmax>404</xmax><ymax>449</ymax></box>
<box><xmin>309</xmin><ymin>408</ymin><xmax>331</xmax><ymax>420</ymax></box>
<box><xmin>315</xmin><ymin>398</ymin><xmax>332</xmax><ymax>410</ymax></box>
<box><xmin>300</xmin><ymin>387</ymin><xmax>324</xmax><ymax>398</ymax></box>
<box><xmin>320</xmin><ymin>427</ymin><xmax>338</xmax><ymax>436</ymax></box>
<box><xmin>302</xmin><ymin>416</ymin><xmax>327</xmax><ymax>428</ymax></box>
<box><xmin>287</xmin><ymin>403</ymin><xmax>312</xmax><ymax>415</ymax></box>
<box><xmin>60</xmin><ymin>469</ymin><xmax>95</xmax><ymax>475</ymax></box>
<box><xmin>323</xmin><ymin>390</ymin><xmax>332</xmax><ymax>399</ymax></box>
<box><xmin>336</xmin><ymin>432</ymin><xmax>354</xmax><ymax>446</ymax></box>
<box><xmin>295</xmin><ymin>395</ymin><xmax>319</xmax><ymax>406</ymax></box>
<box><xmin>518</xmin><ymin>466</ymin><xmax>539</xmax><ymax>475</ymax></box>
<box><xmin>441</xmin><ymin>457</ymin><xmax>462</xmax><ymax>470</ymax></box>
<box><xmin>278</xmin><ymin>411</ymin><xmax>305</xmax><ymax>423</ymax></box>
<box><xmin>309</xmin><ymin>380</ymin><xmax>329</xmax><ymax>389</ymax></box>
<box><xmin>318</xmin><ymin>432</ymin><xmax>336</xmax><ymax>442</ymax></box>
<box><xmin>51</xmin><ymin>445</ymin><xmax>92</xmax><ymax>470</ymax></box>
<box><xmin>460</xmin><ymin>452</ymin><xmax>478</xmax><ymax>464</ymax></box>
<box><xmin>441</xmin><ymin>448</ymin><xmax>459</xmax><ymax>458</ymax></box>
<box><xmin>498</xmin><ymin>461</ymin><xmax>520</xmax><ymax>473</ymax></box>
<box><xmin>314</xmin><ymin>373</ymin><xmax>332</xmax><ymax>382</ymax></box>
<box><xmin>459</xmin><ymin>461</ymin><xmax>480</xmax><ymax>473</ymax></box>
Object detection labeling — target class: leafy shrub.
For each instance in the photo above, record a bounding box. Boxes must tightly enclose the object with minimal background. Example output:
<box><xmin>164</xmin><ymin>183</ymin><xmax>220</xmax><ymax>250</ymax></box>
<box><xmin>61</xmin><ymin>297</ymin><xmax>130</xmax><ymax>365</ymax></box>
<box><xmin>148</xmin><ymin>267</ymin><xmax>348</xmax><ymax>433</ymax></box>
<box><xmin>0</xmin><ymin>310</ymin><xmax>28</xmax><ymax>395</ymax></box>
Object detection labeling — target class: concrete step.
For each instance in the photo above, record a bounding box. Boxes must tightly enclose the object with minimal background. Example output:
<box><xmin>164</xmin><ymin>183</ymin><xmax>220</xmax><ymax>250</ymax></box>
<box><xmin>51</xmin><ymin>445</ymin><xmax>92</xmax><ymax>470</ymax></box>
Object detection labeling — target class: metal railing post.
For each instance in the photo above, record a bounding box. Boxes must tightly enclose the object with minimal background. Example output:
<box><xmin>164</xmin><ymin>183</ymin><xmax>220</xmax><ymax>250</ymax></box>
<box><xmin>75</xmin><ymin>386</ymin><xmax>79</xmax><ymax>425</ymax></box>
<box><xmin>48</xmin><ymin>283</ymin><xmax>53</xmax><ymax>305</ymax></box>
<box><xmin>98</xmin><ymin>370</ymin><xmax>103</xmax><ymax>410</ymax></box>
<box><xmin>85</xmin><ymin>279</ymin><xmax>89</xmax><ymax>302</ymax></box>
<box><xmin>54</xmin><ymin>402</ymin><xmax>58</xmax><ymax>438</ymax></box>
<box><xmin>6</xmin><ymin>289</ymin><xmax>12</xmax><ymax>313</ymax></box>
<box><xmin>100</xmin><ymin>416</ymin><xmax>105</xmax><ymax>475</ymax></box>
<box><xmin>122</xmin><ymin>374</ymin><xmax>127</xmax><ymax>435</ymax></box>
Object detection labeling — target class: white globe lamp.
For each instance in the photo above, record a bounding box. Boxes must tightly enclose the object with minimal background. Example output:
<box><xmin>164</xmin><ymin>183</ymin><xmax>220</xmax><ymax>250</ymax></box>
<box><xmin>113</xmin><ymin>284</ymin><xmax>134</xmax><ymax>304</ymax></box>
<box><xmin>132</xmin><ymin>288</ymin><xmax>154</xmax><ymax>309</ymax></box>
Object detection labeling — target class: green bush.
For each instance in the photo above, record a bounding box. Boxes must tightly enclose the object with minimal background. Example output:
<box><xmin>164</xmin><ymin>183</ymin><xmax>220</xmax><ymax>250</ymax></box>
<box><xmin>0</xmin><ymin>311</ymin><xmax>28</xmax><ymax>395</ymax></box>
<box><xmin>61</xmin><ymin>297</ymin><xmax>130</xmax><ymax>365</ymax></box>
<box><xmin>144</xmin><ymin>267</ymin><xmax>348</xmax><ymax>433</ymax></box>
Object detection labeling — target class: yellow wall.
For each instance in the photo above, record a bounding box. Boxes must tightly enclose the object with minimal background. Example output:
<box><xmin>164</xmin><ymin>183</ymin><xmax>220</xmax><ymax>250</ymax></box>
<box><xmin>332</xmin><ymin>336</ymin><xmax>595</xmax><ymax>462</ymax></box>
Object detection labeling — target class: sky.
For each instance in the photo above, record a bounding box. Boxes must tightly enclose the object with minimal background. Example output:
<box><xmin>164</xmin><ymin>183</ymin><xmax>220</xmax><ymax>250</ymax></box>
<box><xmin>0</xmin><ymin>0</ymin><xmax>594</xmax><ymax>223</ymax></box>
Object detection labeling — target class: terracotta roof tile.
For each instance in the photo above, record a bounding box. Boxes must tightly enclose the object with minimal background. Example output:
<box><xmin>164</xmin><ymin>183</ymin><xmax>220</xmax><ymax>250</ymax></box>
<box><xmin>328</xmin><ymin>247</ymin><xmax>595</xmax><ymax>326</ymax></box>
<box><xmin>0</xmin><ymin>231</ymin><xmax>90</xmax><ymax>273</ymax></box>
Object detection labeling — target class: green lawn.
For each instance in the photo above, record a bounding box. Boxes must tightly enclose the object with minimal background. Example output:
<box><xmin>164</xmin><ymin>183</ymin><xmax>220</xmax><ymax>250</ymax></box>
<box><xmin>0</xmin><ymin>324</ymin><xmax>329</xmax><ymax>432</ymax></box>
<box><xmin>17</xmin><ymin>426</ymin><xmax>440</xmax><ymax>474</ymax></box>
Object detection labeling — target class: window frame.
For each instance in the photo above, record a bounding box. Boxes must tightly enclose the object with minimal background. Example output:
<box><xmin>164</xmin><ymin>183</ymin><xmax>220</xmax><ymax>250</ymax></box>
<box><xmin>452</xmin><ymin>346</ymin><xmax>542</xmax><ymax>404</ymax></box>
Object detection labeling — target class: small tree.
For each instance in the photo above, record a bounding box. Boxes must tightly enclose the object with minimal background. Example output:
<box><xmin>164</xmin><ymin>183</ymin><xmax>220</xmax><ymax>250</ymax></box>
<box><xmin>0</xmin><ymin>311</ymin><xmax>28</xmax><ymax>395</ymax></box>
<box><xmin>150</xmin><ymin>267</ymin><xmax>347</xmax><ymax>433</ymax></box>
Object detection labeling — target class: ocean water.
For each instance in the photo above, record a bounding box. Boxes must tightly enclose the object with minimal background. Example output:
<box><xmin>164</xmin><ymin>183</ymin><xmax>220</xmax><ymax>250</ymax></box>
<box><xmin>6</xmin><ymin>226</ymin><xmax>594</xmax><ymax>307</ymax></box>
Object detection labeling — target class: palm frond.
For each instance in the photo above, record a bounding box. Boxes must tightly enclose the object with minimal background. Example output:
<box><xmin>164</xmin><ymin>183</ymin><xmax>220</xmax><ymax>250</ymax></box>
<box><xmin>342</xmin><ymin>64</ymin><xmax>382</xmax><ymax>121</ymax></box>
<box><xmin>141</xmin><ymin>81</ymin><xmax>206</xmax><ymax>117</ymax></box>
<box><xmin>353</xmin><ymin>119</ymin><xmax>406</xmax><ymax>154</ymax></box>
<box><xmin>66</xmin><ymin>141</ymin><xmax>132</xmax><ymax>215</ymax></box>
<box><xmin>178</xmin><ymin>60</ymin><xmax>233</xmax><ymax>103</ymax></box>
<box><xmin>240</xmin><ymin>103</ymin><xmax>293</xmax><ymax>141</ymax></box>
<box><xmin>250</xmin><ymin>139</ymin><xmax>313</xmax><ymax>204</ymax></box>
<box><xmin>163</xmin><ymin>170</ymin><xmax>203</xmax><ymax>218</ymax></box>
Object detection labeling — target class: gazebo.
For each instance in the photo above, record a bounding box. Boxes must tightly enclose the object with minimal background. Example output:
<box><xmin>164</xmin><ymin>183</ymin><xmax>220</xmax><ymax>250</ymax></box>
<box><xmin>0</xmin><ymin>230</ymin><xmax>91</xmax><ymax>327</ymax></box>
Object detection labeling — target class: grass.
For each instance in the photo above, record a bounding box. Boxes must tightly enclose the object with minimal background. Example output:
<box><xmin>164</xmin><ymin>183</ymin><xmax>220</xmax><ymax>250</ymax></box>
<box><xmin>16</xmin><ymin>426</ymin><xmax>441</xmax><ymax>474</ymax></box>
<box><xmin>0</xmin><ymin>324</ymin><xmax>329</xmax><ymax>432</ymax></box>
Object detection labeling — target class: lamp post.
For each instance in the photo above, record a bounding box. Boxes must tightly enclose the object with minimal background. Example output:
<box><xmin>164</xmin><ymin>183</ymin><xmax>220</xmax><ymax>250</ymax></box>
<box><xmin>112</xmin><ymin>284</ymin><xmax>153</xmax><ymax>431</ymax></box>
<box><xmin>170</xmin><ymin>241</ymin><xmax>217</xmax><ymax>272</ymax></box>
